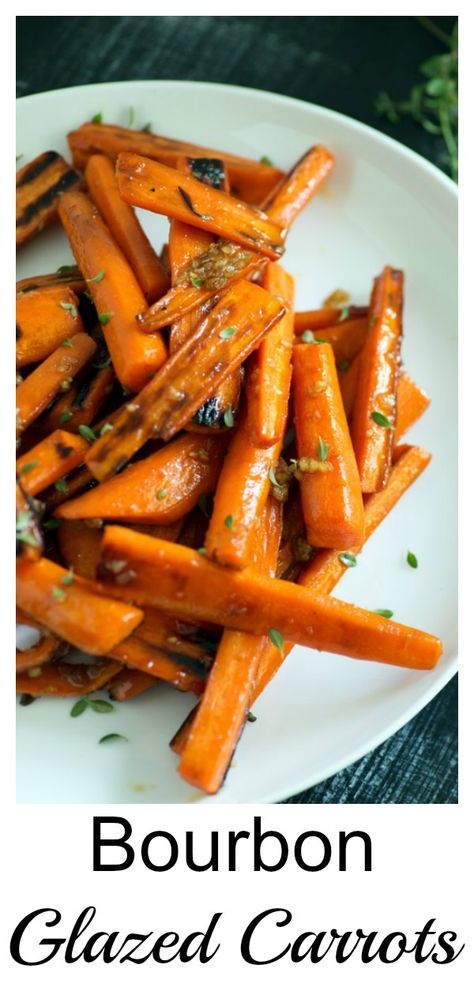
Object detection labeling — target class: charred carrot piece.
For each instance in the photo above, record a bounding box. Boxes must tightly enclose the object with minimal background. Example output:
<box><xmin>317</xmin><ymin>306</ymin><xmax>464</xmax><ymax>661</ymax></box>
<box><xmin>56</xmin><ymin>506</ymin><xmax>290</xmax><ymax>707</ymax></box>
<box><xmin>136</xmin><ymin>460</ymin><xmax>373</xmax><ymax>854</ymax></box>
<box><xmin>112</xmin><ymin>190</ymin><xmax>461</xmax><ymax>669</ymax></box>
<box><xmin>16</xmin><ymin>285</ymin><xmax>85</xmax><ymax>368</ymax></box>
<box><xmin>86</xmin><ymin>280</ymin><xmax>285</xmax><ymax>481</ymax></box>
<box><xmin>108</xmin><ymin>668</ymin><xmax>158</xmax><ymax>700</ymax></box>
<box><xmin>178</xmin><ymin>499</ymin><xmax>282</xmax><ymax>792</ymax></box>
<box><xmin>56</xmin><ymin>433</ymin><xmax>227</xmax><ymax>524</ymax></box>
<box><xmin>58</xmin><ymin>190</ymin><xmax>167</xmax><ymax>391</ymax></box>
<box><xmin>252</xmin><ymin>445</ymin><xmax>432</xmax><ymax>699</ymax></box>
<box><xmin>16</xmin><ymin>557</ymin><xmax>143</xmax><ymax>655</ymax></box>
<box><xmin>16</xmin><ymin>150</ymin><xmax>81</xmax><ymax>246</ymax></box>
<box><xmin>42</xmin><ymin>364</ymin><xmax>114</xmax><ymax>434</ymax></box>
<box><xmin>116</xmin><ymin>153</ymin><xmax>285</xmax><ymax>259</ymax></box>
<box><xmin>85</xmin><ymin>154</ymin><xmax>169</xmax><ymax>304</ymax></box>
<box><xmin>204</xmin><ymin>401</ymin><xmax>283</xmax><ymax>569</ymax></box>
<box><xmin>177</xmin><ymin>155</ymin><xmax>230</xmax><ymax>193</ymax></box>
<box><xmin>16</xmin><ymin>333</ymin><xmax>97</xmax><ymax>435</ymax></box>
<box><xmin>260</xmin><ymin>145</ymin><xmax>334</xmax><ymax>228</ymax></box>
<box><xmin>351</xmin><ymin>267</ymin><xmax>404</xmax><ymax>491</ymax></box>
<box><xmin>98</xmin><ymin>526</ymin><xmax>442</xmax><ymax>669</ymax></box>
<box><xmin>107</xmin><ymin>636</ymin><xmax>206</xmax><ymax>695</ymax></box>
<box><xmin>17</xmin><ymin>660</ymin><xmax>122</xmax><ymax>697</ymax></box>
<box><xmin>294</xmin><ymin>305</ymin><xmax>368</xmax><ymax>334</ymax></box>
<box><xmin>16</xmin><ymin>267</ymin><xmax>85</xmax><ymax>296</ymax></box>
<box><xmin>293</xmin><ymin>342</ymin><xmax>364</xmax><ymax>548</ymax></box>
<box><xmin>16</xmin><ymin>430</ymin><xmax>88</xmax><ymax>496</ymax></box>
<box><xmin>16</xmin><ymin>630</ymin><xmax>65</xmax><ymax>674</ymax></box>
<box><xmin>67</xmin><ymin>121</ymin><xmax>284</xmax><ymax>203</ymax></box>
<box><xmin>395</xmin><ymin>372</ymin><xmax>430</xmax><ymax>442</ymax></box>
<box><xmin>57</xmin><ymin>521</ymin><xmax>103</xmax><ymax>580</ymax></box>
<box><xmin>246</xmin><ymin>263</ymin><xmax>294</xmax><ymax>446</ymax></box>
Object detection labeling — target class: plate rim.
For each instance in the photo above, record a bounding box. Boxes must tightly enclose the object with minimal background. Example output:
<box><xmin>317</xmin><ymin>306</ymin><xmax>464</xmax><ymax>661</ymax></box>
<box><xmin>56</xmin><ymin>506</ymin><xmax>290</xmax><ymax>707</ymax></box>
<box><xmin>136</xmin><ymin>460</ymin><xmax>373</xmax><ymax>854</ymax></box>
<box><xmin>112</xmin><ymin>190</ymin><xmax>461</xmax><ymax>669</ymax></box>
<box><xmin>17</xmin><ymin>78</ymin><xmax>458</xmax><ymax>804</ymax></box>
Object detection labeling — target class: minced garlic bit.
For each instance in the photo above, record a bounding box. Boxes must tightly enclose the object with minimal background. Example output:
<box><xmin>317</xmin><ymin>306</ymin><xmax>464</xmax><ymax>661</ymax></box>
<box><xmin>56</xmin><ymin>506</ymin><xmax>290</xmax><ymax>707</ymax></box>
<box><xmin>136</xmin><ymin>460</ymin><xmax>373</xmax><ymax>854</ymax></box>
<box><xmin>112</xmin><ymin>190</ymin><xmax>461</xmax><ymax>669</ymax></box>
<box><xmin>178</xmin><ymin>239</ymin><xmax>254</xmax><ymax>291</ymax></box>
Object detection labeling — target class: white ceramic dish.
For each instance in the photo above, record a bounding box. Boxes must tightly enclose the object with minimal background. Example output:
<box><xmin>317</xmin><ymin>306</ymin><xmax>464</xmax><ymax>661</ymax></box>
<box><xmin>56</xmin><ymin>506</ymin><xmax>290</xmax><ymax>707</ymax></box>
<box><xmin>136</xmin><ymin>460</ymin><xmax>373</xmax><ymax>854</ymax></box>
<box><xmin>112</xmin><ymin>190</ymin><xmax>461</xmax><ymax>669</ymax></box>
<box><xmin>16</xmin><ymin>80</ymin><xmax>457</xmax><ymax>804</ymax></box>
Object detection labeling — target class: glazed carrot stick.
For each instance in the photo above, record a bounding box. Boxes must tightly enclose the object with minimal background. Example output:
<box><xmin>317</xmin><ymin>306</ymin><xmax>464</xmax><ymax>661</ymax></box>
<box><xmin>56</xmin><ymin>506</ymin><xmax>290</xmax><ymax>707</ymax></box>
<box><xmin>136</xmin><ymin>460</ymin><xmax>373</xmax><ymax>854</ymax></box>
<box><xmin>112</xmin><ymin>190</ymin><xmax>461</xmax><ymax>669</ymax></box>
<box><xmin>16</xmin><ymin>430</ymin><xmax>89</xmax><ymax>496</ymax></box>
<box><xmin>108</xmin><ymin>668</ymin><xmax>158</xmax><ymax>700</ymax></box>
<box><xmin>296</xmin><ymin>317</ymin><xmax>369</xmax><ymax>364</ymax></box>
<box><xmin>56</xmin><ymin>433</ymin><xmax>227</xmax><ymax>523</ymax></box>
<box><xmin>16</xmin><ymin>285</ymin><xmax>85</xmax><ymax>368</ymax></box>
<box><xmin>16</xmin><ymin>266</ymin><xmax>85</xmax><ymax>296</ymax></box>
<box><xmin>338</xmin><ymin>354</ymin><xmax>361</xmax><ymax>418</ymax></box>
<box><xmin>293</xmin><ymin>342</ymin><xmax>365</xmax><ymax>548</ymax></box>
<box><xmin>116</xmin><ymin>153</ymin><xmax>285</xmax><ymax>259</ymax></box>
<box><xmin>16</xmin><ymin>660</ymin><xmax>122</xmax><ymax>697</ymax></box>
<box><xmin>42</xmin><ymin>364</ymin><xmax>114</xmax><ymax>434</ymax></box>
<box><xmin>43</xmin><ymin>463</ymin><xmax>95</xmax><ymax>513</ymax></box>
<box><xmin>294</xmin><ymin>305</ymin><xmax>368</xmax><ymax>334</ymax></box>
<box><xmin>98</xmin><ymin>526</ymin><xmax>442</xmax><ymax>669</ymax></box>
<box><xmin>351</xmin><ymin>266</ymin><xmax>404</xmax><ymax>491</ymax></box>
<box><xmin>135</xmin><ymin>607</ymin><xmax>216</xmax><ymax>664</ymax></box>
<box><xmin>16</xmin><ymin>333</ymin><xmax>97</xmax><ymax>435</ymax></box>
<box><xmin>58</xmin><ymin>190</ymin><xmax>167</xmax><ymax>391</ymax></box>
<box><xmin>16</xmin><ymin>631</ymin><xmax>65</xmax><ymax>673</ymax></box>
<box><xmin>85</xmin><ymin>154</ymin><xmax>170</xmax><ymax>304</ymax></box>
<box><xmin>67</xmin><ymin>121</ymin><xmax>284</xmax><ymax>203</ymax></box>
<box><xmin>57</xmin><ymin>521</ymin><xmax>103</xmax><ymax>580</ymax></box>
<box><xmin>16</xmin><ymin>557</ymin><xmax>143</xmax><ymax>655</ymax></box>
<box><xmin>178</xmin><ymin>499</ymin><xmax>282</xmax><ymax>792</ymax></box>
<box><xmin>16</xmin><ymin>150</ymin><xmax>81</xmax><ymax>246</ymax></box>
<box><xmin>86</xmin><ymin>280</ymin><xmax>285</xmax><ymax>481</ymax></box>
<box><xmin>107</xmin><ymin>637</ymin><xmax>206</xmax><ymax>695</ymax></box>
<box><xmin>260</xmin><ymin>145</ymin><xmax>335</xmax><ymax>228</ymax></box>
<box><xmin>395</xmin><ymin>372</ymin><xmax>430</xmax><ymax>442</ymax></box>
<box><xmin>204</xmin><ymin>399</ymin><xmax>282</xmax><ymax>569</ymax></box>
<box><xmin>246</xmin><ymin>263</ymin><xmax>294</xmax><ymax>446</ymax></box>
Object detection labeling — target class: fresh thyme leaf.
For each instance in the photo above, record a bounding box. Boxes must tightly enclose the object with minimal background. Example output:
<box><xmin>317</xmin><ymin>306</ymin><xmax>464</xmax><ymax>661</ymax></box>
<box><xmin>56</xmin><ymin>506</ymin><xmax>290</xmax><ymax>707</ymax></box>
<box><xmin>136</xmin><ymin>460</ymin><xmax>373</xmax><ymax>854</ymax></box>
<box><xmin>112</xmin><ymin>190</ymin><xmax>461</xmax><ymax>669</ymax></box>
<box><xmin>156</xmin><ymin>488</ymin><xmax>167</xmax><ymax>499</ymax></box>
<box><xmin>17</xmin><ymin>531</ymin><xmax>40</xmax><ymax>548</ymax></box>
<box><xmin>94</xmin><ymin>356</ymin><xmax>112</xmax><ymax>370</ymax></box>
<box><xmin>100</xmin><ymin>422</ymin><xmax>113</xmax><ymax>436</ymax></box>
<box><xmin>407</xmin><ymin>551</ymin><xmax>418</xmax><ymax>568</ymax></box>
<box><xmin>301</xmin><ymin>330</ymin><xmax>315</xmax><ymax>343</ymax></box>
<box><xmin>338</xmin><ymin>552</ymin><xmax>357</xmax><ymax>568</ymax></box>
<box><xmin>371</xmin><ymin>411</ymin><xmax>392</xmax><ymax>428</ymax></box>
<box><xmin>268</xmin><ymin>466</ymin><xmax>279</xmax><ymax>486</ymax></box>
<box><xmin>43</xmin><ymin>518</ymin><xmax>60</xmax><ymax>531</ymax></box>
<box><xmin>223</xmin><ymin>406</ymin><xmax>234</xmax><ymax>428</ymax></box>
<box><xmin>98</xmin><ymin>312</ymin><xmax>113</xmax><ymax>325</ymax></box>
<box><xmin>20</xmin><ymin>461</ymin><xmax>39</xmax><ymax>476</ymax></box>
<box><xmin>373</xmin><ymin>608</ymin><xmax>394</xmax><ymax>618</ymax></box>
<box><xmin>128</xmin><ymin>106</ymin><xmax>135</xmax><ymax>128</ymax></box>
<box><xmin>99</xmin><ymin>733</ymin><xmax>128</xmax><ymax>744</ymax></box>
<box><xmin>269</xmin><ymin>628</ymin><xmax>284</xmax><ymax>654</ymax></box>
<box><xmin>16</xmin><ymin>154</ymin><xmax>23</xmax><ymax>163</ymax></box>
<box><xmin>51</xmin><ymin>586</ymin><xmax>66</xmax><ymax>601</ymax></box>
<box><xmin>60</xmin><ymin>301</ymin><xmax>78</xmax><ymax>319</ymax></box>
<box><xmin>141</xmin><ymin>122</ymin><xmax>153</xmax><ymax>133</ymax></box>
<box><xmin>54</xmin><ymin>477</ymin><xmax>68</xmax><ymax>494</ymax></box>
<box><xmin>224</xmin><ymin>514</ymin><xmax>234</xmax><ymax>530</ymax></box>
<box><xmin>260</xmin><ymin>155</ymin><xmax>273</xmax><ymax>166</ymax></box>
<box><xmin>86</xmin><ymin>269</ymin><xmax>105</xmax><ymax>283</ymax></box>
<box><xmin>59</xmin><ymin>411</ymin><xmax>73</xmax><ymax>425</ymax></box>
<box><xmin>219</xmin><ymin>326</ymin><xmax>237</xmax><ymax>339</ymax></box>
<box><xmin>339</xmin><ymin>306</ymin><xmax>350</xmax><ymax>322</ymax></box>
<box><xmin>88</xmin><ymin>699</ymin><xmax>114</xmax><ymax>713</ymax></box>
<box><xmin>60</xmin><ymin>568</ymin><xmax>74</xmax><ymax>586</ymax></box>
<box><xmin>197</xmin><ymin>547</ymin><xmax>207</xmax><ymax>555</ymax></box>
<box><xmin>190</xmin><ymin>276</ymin><xmax>204</xmax><ymax>287</ymax></box>
<box><xmin>91</xmin><ymin>112</ymin><xmax>103</xmax><ymax>124</ymax></box>
<box><xmin>56</xmin><ymin>265</ymin><xmax>78</xmax><ymax>275</ymax></box>
<box><xmin>62</xmin><ymin>337</ymin><xmax>74</xmax><ymax>348</ymax></box>
<box><xmin>318</xmin><ymin>438</ymin><xmax>329</xmax><ymax>461</ymax></box>
<box><xmin>70</xmin><ymin>698</ymin><xmax>88</xmax><ymax>717</ymax></box>
<box><xmin>19</xmin><ymin>693</ymin><xmax>35</xmax><ymax>706</ymax></box>
<box><xmin>78</xmin><ymin>424</ymin><xmax>97</xmax><ymax>443</ymax></box>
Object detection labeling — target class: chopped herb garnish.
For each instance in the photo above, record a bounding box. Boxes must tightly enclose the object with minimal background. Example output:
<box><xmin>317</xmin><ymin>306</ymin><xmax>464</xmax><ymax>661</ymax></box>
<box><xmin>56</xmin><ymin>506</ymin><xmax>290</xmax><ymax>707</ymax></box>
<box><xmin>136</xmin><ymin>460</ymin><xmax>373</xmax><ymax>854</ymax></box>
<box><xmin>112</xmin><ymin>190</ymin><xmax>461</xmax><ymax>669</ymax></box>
<box><xmin>20</xmin><ymin>461</ymin><xmax>39</xmax><ymax>476</ymax></box>
<box><xmin>128</xmin><ymin>106</ymin><xmax>135</xmax><ymax>127</ymax></box>
<box><xmin>62</xmin><ymin>337</ymin><xmax>74</xmax><ymax>348</ymax></box>
<box><xmin>197</xmin><ymin>547</ymin><xmax>207</xmax><ymax>555</ymax></box>
<box><xmin>269</xmin><ymin>628</ymin><xmax>284</xmax><ymax>654</ymax></box>
<box><xmin>100</xmin><ymin>422</ymin><xmax>113</xmax><ymax>436</ymax></box>
<box><xmin>224</xmin><ymin>514</ymin><xmax>234</xmax><ymax>530</ymax></box>
<box><xmin>337</xmin><ymin>359</ymin><xmax>350</xmax><ymax>371</ymax></box>
<box><xmin>318</xmin><ymin>438</ymin><xmax>329</xmax><ymax>462</ymax></box>
<box><xmin>369</xmin><ymin>314</ymin><xmax>378</xmax><ymax>329</ymax></box>
<box><xmin>156</xmin><ymin>488</ymin><xmax>167</xmax><ymax>499</ymax></box>
<box><xmin>373</xmin><ymin>608</ymin><xmax>394</xmax><ymax>618</ymax></box>
<box><xmin>338</xmin><ymin>306</ymin><xmax>350</xmax><ymax>322</ymax></box>
<box><xmin>17</xmin><ymin>531</ymin><xmax>40</xmax><ymax>549</ymax></box>
<box><xmin>338</xmin><ymin>552</ymin><xmax>357</xmax><ymax>568</ymax></box>
<box><xmin>54</xmin><ymin>477</ymin><xmax>68</xmax><ymax>494</ymax></box>
<box><xmin>190</xmin><ymin>276</ymin><xmax>204</xmax><ymax>288</ymax></box>
<box><xmin>301</xmin><ymin>330</ymin><xmax>315</xmax><ymax>343</ymax></box>
<box><xmin>87</xmin><ymin>269</ymin><xmax>105</xmax><ymax>283</ymax></box>
<box><xmin>371</xmin><ymin>411</ymin><xmax>392</xmax><ymax>428</ymax></box>
<box><xmin>91</xmin><ymin>112</ymin><xmax>103</xmax><ymax>124</ymax></box>
<box><xmin>98</xmin><ymin>312</ymin><xmax>114</xmax><ymax>325</ymax></box>
<box><xmin>60</xmin><ymin>568</ymin><xmax>74</xmax><ymax>586</ymax></box>
<box><xmin>51</xmin><ymin>586</ymin><xmax>66</xmax><ymax>601</ymax></box>
<box><xmin>19</xmin><ymin>693</ymin><xmax>35</xmax><ymax>706</ymax></box>
<box><xmin>268</xmin><ymin>466</ymin><xmax>279</xmax><ymax>486</ymax></box>
<box><xmin>59</xmin><ymin>411</ymin><xmax>73</xmax><ymax>425</ymax></box>
<box><xmin>247</xmin><ymin>711</ymin><xmax>257</xmax><ymax>722</ymax></box>
<box><xmin>197</xmin><ymin>495</ymin><xmax>210</xmax><ymax>516</ymax></box>
<box><xmin>43</xmin><ymin>518</ymin><xmax>60</xmax><ymax>531</ymax></box>
<box><xmin>88</xmin><ymin>699</ymin><xmax>114</xmax><ymax>713</ymax></box>
<box><xmin>94</xmin><ymin>356</ymin><xmax>112</xmax><ymax>370</ymax></box>
<box><xmin>407</xmin><ymin>551</ymin><xmax>418</xmax><ymax>568</ymax></box>
<box><xmin>16</xmin><ymin>153</ymin><xmax>23</xmax><ymax>163</ymax></box>
<box><xmin>99</xmin><ymin>733</ymin><xmax>128</xmax><ymax>744</ymax></box>
<box><xmin>219</xmin><ymin>326</ymin><xmax>237</xmax><ymax>339</ymax></box>
<box><xmin>223</xmin><ymin>406</ymin><xmax>234</xmax><ymax>428</ymax></box>
<box><xmin>78</xmin><ymin>424</ymin><xmax>97</xmax><ymax>443</ymax></box>
<box><xmin>141</xmin><ymin>122</ymin><xmax>153</xmax><ymax>133</ymax></box>
<box><xmin>60</xmin><ymin>301</ymin><xmax>78</xmax><ymax>319</ymax></box>
<box><xmin>260</xmin><ymin>155</ymin><xmax>274</xmax><ymax>166</ymax></box>
<box><xmin>70</xmin><ymin>698</ymin><xmax>88</xmax><ymax>717</ymax></box>
<box><xmin>56</xmin><ymin>264</ymin><xmax>77</xmax><ymax>275</ymax></box>
<box><xmin>83</xmin><ymin>290</ymin><xmax>93</xmax><ymax>302</ymax></box>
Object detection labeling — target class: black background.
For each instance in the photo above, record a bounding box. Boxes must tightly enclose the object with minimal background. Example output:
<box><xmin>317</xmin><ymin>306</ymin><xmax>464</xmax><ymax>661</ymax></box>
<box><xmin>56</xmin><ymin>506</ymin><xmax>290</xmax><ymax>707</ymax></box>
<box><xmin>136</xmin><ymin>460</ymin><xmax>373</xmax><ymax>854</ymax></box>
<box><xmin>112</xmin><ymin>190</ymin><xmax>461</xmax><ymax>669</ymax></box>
<box><xmin>16</xmin><ymin>15</ymin><xmax>458</xmax><ymax>803</ymax></box>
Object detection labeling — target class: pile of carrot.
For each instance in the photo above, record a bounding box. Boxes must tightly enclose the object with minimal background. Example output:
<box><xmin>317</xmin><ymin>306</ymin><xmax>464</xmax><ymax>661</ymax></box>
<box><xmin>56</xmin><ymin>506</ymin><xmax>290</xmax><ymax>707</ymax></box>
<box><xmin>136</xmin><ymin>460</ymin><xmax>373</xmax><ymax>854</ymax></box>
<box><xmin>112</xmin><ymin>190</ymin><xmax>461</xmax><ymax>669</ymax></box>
<box><xmin>16</xmin><ymin>116</ymin><xmax>438</xmax><ymax>795</ymax></box>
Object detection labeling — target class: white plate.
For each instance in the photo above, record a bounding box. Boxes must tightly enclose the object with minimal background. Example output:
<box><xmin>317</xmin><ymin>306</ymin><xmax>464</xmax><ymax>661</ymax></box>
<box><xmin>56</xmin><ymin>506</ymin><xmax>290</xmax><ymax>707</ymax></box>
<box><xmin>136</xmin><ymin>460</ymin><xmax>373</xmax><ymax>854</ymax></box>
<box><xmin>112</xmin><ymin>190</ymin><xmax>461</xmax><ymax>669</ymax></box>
<box><xmin>16</xmin><ymin>80</ymin><xmax>457</xmax><ymax>804</ymax></box>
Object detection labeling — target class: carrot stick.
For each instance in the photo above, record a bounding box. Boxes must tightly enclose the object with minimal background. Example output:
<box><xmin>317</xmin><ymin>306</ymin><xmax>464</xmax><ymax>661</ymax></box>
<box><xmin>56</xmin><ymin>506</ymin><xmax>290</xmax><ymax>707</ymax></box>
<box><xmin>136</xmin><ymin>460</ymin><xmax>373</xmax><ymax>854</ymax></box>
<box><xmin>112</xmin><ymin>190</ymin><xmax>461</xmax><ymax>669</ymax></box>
<box><xmin>16</xmin><ymin>631</ymin><xmax>65</xmax><ymax>674</ymax></box>
<box><xmin>204</xmin><ymin>399</ymin><xmax>283</xmax><ymax>569</ymax></box>
<box><xmin>16</xmin><ymin>430</ymin><xmax>89</xmax><ymax>496</ymax></box>
<box><xmin>16</xmin><ymin>150</ymin><xmax>81</xmax><ymax>246</ymax></box>
<box><xmin>85</xmin><ymin>153</ymin><xmax>170</xmax><ymax>304</ymax></box>
<box><xmin>294</xmin><ymin>305</ymin><xmax>368</xmax><ymax>334</ymax></box>
<box><xmin>67</xmin><ymin>121</ymin><xmax>284</xmax><ymax>203</ymax></box>
<box><xmin>106</xmin><ymin>636</ymin><xmax>206</xmax><ymax>695</ymax></box>
<box><xmin>42</xmin><ymin>364</ymin><xmax>114</xmax><ymax>434</ymax></box>
<box><xmin>338</xmin><ymin>354</ymin><xmax>361</xmax><ymax>418</ymax></box>
<box><xmin>17</xmin><ymin>660</ymin><xmax>123</xmax><ymax>697</ymax></box>
<box><xmin>246</xmin><ymin>263</ymin><xmax>294</xmax><ymax>446</ymax></box>
<box><xmin>395</xmin><ymin>372</ymin><xmax>430</xmax><ymax>442</ymax></box>
<box><xmin>86</xmin><ymin>279</ymin><xmax>285</xmax><ymax>481</ymax></box>
<box><xmin>17</xmin><ymin>557</ymin><xmax>143</xmax><ymax>655</ymax></box>
<box><xmin>351</xmin><ymin>266</ymin><xmax>404</xmax><ymax>491</ymax></box>
<box><xmin>116</xmin><ymin>153</ymin><xmax>285</xmax><ymax>260</ymax></box>
<box><xmin>108</xmin><ymin>668</ymin><xmax>158</xmax><ymax>700</ymax></box>
<box><xmin>16</xmin><ymin>267</ymin><xmax>85</xmax><ymax>296</ymax></box>
<box><xmin>98</xmin><ymin>526</ymin><xmax>442</xmax><ymax>669</ymax></box>
<box><xmin>57</xmin><ymin>521</ymin><xmax>103</xmax><ymax>579</ymax></box>
<box><xmin>58</xmin><ymin>190</ymin><xmax>167</xmax><ymax>391</ymax></box>
<box><xmin>16</xmin><ymin>285</ymin><xmax>85</xmax><ymax>368</ymax></box>
<box><xmin>252</xmin><ymin>444</ymin><xmax>432</xmax><ymax>700</ymax></box>
<box><xmin>16</xmin><ymin>333</ymin><xmax>97</xmax><ymax>434</ymax></box>
<box><xmin>56</xmin><ymin>432</ymin><xmax>227</xmax><ymax>524</ymax></box>
<box><xmin>178</xmin><ymin>498</ymin><xmax>282</xmax><ymax>792</ymax></box>
<box><xmin>259</xmin><ymin>145</ymin><xmax>335</xmax><ymax>228</ymax></box>
<box><xmin>292</xmin><ymin>342</ymin><xmax>364</xmax><ymax>548</ymax></box>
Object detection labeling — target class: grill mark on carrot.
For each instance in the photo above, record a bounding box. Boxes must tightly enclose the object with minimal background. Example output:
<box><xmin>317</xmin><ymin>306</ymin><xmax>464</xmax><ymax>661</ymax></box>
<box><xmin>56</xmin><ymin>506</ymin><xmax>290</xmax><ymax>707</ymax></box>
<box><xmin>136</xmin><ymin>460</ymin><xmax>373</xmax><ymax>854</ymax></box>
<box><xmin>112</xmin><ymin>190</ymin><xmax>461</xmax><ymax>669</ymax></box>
<box><xmin>16</xmin><ymin>150</ymin><xmax>60</xmax><ymax>187</ymax></box>
<box><xmin>16</xmin><ymin>170</ymin><xmax>80</xmax><ymax>228</ymax></box>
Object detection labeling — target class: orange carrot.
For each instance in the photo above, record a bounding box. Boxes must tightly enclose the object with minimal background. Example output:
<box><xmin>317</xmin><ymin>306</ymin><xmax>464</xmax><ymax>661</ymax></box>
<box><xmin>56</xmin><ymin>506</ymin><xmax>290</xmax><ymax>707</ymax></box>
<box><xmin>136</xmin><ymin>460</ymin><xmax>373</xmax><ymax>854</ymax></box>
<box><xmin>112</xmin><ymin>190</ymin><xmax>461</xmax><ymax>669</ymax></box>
<box><xmin>17</xmin><ymin>660</ymin><xmax>122</xmax><ymax>697</ymax></box>
<box><xmin>107</xmin><ymin>637</ymin><xmax>206</xmax><ymax>695</ymax></box>
<box><xmin>338</xmin><ymin>354</ymin><xmax>361</xmax><ymax>418</ymax></box>
<box><xmin>16</xmin><ymin>150</ymin><xmax>81</xmax><ymax>246</ymax></box>
<box><xmin>16</xmin><ymin>629</ymin><xmax>65</xmax><ymax>674</ymax></box>
<box><xmin>296</xmin><ymin>317</ymin><xmax>369</xmax><ymax>365</ymax></box>
<box><xmin>108</xmin><ymin>668</ymin><xmax>158</xmax><ymax>700</ymax></box>
<box><xmin>16</xmin><ymin>430</ymin><xmax>88</xmax><ymax>496</ymax></box>
<box><xmin>294</xmin><ymin>305</ymin><xmax>368</xmax><ymax>334</ymax></box>
<box><xmin>58</xmin><ymin>190</ymin><xmax>167</xmax><ymax>391</ymax></box>
<box><xmin>16</xmin><ymin>557</ymin><xmax>143</xmax><ymax>655</ymax></box>
<box><xmin>57</xmin><ymin>521</ymin><xmax>103</xmax><ymax>580</ymax></box>
<box><xmin>351</xmin><ymin>266</ymin><xmax>404</xmax><ymax>491</ymax></box>
<box><xmin>86</xmin><ymin>280</ymin><xmax>285</xmax><ymax>480</ymax></box>
<box><xmin>16</xmin><ymin>267</ymin><xmax>85</xmax><ymax>296</ymax></box>
<box><xmin>56</xmin><ymin>433</ymin><xmax>227</xmax><ymax>524</ymax></box>
<box><xmin>252</xmin><ymin>444</ymin><xmax>432</xmax><ymax>700</ymax></box>
<box><xmin>98</xmin><ymin>526</ymin><xmax>442</xmax><ymax>669</ymax></box>
<box><xmin>16</xmin><ymin>285</ymin><xmax>85</xmax><ymax>368</ymax></box>
<box><xmin>246</xmin><ymin>263</ymin><xmax>294</xmax><ymax>446</ymax></box>
<box><xmin>395</xmin><ymin>372</ymin><xmax>430</xmax><ymax>442</ymax></box>
<box><xmin>260</xmin><ymin>145</ymin><xmax>334</xmax><ymax>228</ymax></box>
<box><xmin>85</xmin><ymin>153</ymin><xmax>170</xmax><ymax>304</ymax></box>
<box><xmin>16</xmin><ymin>333</ymin><xmax>97</xmax><ymax>434</ymax></box>
<box><xmin>292</xmin><ymin>342</ymin><xmax>364</xmax><ymax>548</ymax></box>
<box><xmin>116</xmin><ymin>153</ymin><xmax>285</xmax><ymax>259</ymax></box>
<box><xmin>42</xmin><ymin>364</ymin><xmax>114</xmax><ymax>434</ymax></box>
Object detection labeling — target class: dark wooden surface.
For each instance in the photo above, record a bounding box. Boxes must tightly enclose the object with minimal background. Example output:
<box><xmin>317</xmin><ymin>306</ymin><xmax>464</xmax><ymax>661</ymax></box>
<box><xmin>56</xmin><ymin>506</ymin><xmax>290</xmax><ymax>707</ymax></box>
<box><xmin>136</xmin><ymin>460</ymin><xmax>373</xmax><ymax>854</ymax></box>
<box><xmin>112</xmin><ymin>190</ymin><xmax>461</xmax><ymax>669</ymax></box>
<box><xmin>16</xmin><ymin>15</ymin><xmax>457</xmax><ymax>803</ymax></box>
